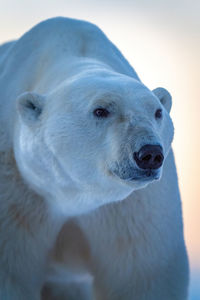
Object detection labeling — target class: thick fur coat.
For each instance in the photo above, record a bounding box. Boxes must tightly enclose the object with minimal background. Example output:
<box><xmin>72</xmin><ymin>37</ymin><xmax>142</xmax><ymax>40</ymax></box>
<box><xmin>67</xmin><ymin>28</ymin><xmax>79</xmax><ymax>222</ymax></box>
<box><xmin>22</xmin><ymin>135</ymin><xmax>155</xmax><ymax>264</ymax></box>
<box><xmin>0</xmin><ymin>17</ymin><xmax>189</xmax><ymax>299</ymax></box>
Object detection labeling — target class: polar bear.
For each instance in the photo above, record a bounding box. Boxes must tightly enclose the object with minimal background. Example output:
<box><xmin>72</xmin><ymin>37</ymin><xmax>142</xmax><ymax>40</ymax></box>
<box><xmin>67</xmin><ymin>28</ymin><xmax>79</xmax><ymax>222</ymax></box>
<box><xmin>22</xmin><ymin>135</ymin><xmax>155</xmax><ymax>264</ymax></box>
<box><xmin>0</xmin><ymin>17</ymin><xmax>188</xmax><ymax>299</ymax></box>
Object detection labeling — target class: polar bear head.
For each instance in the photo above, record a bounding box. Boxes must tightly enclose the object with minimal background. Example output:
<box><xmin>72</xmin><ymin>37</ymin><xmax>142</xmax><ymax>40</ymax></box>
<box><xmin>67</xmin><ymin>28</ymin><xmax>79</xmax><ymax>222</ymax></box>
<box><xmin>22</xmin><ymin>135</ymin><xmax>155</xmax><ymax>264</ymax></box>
<box><xmin>14</xmin><ymin>70</ymin><xmax>173</xmax><ymax>216</ymax></box>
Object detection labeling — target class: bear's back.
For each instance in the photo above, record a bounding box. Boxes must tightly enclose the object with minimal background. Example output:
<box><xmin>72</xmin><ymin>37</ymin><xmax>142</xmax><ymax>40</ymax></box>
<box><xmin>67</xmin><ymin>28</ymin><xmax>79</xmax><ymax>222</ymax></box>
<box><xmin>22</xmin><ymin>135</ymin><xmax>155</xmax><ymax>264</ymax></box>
<box><xmin>0</xmin><ymin>17</ymin><xmax>139</xmax><ymax>85</ymax></box>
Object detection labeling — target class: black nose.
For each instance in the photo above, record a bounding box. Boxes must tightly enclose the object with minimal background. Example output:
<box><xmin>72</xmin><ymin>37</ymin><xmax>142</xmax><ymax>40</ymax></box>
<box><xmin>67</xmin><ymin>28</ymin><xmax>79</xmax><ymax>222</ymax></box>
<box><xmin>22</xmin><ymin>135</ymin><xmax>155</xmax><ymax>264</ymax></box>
<box><xmin>134</xmin><ymin>144</ymin><xmax>164</xmax><ymax>170</ymax></box>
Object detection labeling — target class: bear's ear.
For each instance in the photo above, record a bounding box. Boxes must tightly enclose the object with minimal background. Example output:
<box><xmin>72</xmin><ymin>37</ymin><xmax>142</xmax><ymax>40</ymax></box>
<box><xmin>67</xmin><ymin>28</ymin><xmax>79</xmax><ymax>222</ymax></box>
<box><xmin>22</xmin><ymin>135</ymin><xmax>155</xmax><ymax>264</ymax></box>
<box><xmin>16</xmin><ymin>92</ymin><xmax>45</xmax><ymax>124</ymax></box>
<box><xmin>152</xmin><ymin>87</ymin><xmax>172</xmax><ymax>113</ymax></box>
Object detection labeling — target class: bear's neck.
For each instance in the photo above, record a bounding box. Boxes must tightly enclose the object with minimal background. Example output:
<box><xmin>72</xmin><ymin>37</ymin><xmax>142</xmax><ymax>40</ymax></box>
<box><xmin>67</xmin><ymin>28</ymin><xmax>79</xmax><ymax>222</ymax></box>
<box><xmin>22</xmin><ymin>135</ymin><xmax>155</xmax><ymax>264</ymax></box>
<box><xmin>0</xmin><ymin>149</ymin><xmax>64</xmax><ymax>248</ymax></box>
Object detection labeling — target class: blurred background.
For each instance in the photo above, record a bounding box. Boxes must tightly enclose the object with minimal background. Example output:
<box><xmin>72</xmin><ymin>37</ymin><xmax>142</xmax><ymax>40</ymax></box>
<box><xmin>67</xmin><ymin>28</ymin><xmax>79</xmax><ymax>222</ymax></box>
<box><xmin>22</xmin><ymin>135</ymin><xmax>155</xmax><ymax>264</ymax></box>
<box><xmin>0</xmin><ymin>0</ymin><xmax>199</xmax><ymax>298</ymax></box>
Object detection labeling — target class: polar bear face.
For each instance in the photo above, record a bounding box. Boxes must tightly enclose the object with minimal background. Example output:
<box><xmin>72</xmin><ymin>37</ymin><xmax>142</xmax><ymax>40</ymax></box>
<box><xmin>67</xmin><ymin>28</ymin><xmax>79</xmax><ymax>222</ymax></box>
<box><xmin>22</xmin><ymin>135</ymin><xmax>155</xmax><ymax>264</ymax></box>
<box><xmin>14</xmin><ymin>70</ymin><xmax>173</xmax><ymax>216</ymax></box>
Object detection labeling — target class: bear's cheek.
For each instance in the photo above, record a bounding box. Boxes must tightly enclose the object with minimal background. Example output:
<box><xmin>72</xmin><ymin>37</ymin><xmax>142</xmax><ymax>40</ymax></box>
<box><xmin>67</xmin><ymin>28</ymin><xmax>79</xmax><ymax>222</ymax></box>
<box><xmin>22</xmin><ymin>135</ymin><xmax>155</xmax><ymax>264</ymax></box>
<box><xmin>159</xmin><ymin>116</ymin><xmax>174</xmax><ymax>154</ymax></box>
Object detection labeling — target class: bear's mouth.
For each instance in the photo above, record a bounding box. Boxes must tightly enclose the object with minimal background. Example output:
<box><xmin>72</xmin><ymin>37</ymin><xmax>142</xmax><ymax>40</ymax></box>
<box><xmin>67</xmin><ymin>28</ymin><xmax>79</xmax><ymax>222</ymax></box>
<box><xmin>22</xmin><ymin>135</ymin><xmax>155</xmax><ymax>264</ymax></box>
<box><xmin>110</xmin><ymin>168</ymin><xmax>161</xmax><ymax>182</ymax></box>
<box><xmin>128</xmin><ymin>169</ymin><xmax>160</xmax><ymax>181</ymax></box>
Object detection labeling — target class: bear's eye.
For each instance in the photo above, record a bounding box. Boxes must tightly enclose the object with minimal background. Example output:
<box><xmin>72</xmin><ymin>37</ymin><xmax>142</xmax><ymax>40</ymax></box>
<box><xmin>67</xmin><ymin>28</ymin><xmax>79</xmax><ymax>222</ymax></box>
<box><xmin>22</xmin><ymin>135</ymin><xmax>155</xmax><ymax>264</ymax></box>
<box><xmin>155</xmin><ymin>109</ymin><xmax>162</xmax><ymax>119</ymax></box>
<box><xmin>93</xmin><ymin>108</ymin><xmax>110</xmax><ymax>118</ymax></box>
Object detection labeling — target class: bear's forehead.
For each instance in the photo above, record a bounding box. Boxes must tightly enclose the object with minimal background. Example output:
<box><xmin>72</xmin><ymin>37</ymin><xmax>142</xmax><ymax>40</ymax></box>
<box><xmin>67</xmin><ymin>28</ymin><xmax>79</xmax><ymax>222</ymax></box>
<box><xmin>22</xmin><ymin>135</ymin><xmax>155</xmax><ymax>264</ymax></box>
<box><xmin>87</xmin><ymin>82</ymin><xmax>158</xmax><ymax>110</ymax></box>
<box><xmin>90</xmin><ymin>91</ymin><xmax>159</xmax><ymax>115</ymax></box>
<box><xmin>71</xmin><ymin>73</ymin><xmax>156</xmax><ymax>102</ymax></box>
<box><xmin>50</xmin><ymin>72</ymin><xmax>159</xmax><ymax>113</ymax></box>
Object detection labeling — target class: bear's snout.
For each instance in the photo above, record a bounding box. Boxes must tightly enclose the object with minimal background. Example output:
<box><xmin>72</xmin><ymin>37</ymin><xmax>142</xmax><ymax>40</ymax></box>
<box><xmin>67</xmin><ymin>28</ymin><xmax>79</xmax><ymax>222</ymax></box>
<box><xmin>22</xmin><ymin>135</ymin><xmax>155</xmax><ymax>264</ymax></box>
<box><xmin>134</xmin><ymin>144</ymin><xmax>164</xmax><ymax>170</ymax></box>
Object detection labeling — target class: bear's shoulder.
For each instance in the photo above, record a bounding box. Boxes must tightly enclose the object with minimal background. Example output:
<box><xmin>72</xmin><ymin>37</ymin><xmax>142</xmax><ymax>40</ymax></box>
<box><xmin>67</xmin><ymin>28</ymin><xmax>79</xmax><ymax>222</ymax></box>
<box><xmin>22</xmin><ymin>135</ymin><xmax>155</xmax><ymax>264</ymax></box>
<box><xmin>0</xmin><ymin>41</ymin><xmax>15</xmax><ymax>58</ymax></box>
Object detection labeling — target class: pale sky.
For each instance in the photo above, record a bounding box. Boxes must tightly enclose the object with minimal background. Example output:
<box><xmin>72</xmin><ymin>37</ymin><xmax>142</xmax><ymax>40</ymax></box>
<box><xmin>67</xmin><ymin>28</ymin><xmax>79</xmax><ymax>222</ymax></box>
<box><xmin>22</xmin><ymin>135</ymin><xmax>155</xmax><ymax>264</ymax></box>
<box><xmin>0</xmin><ymin>0</ymin><xmax>200</xmax><ymax>297</ymax></box>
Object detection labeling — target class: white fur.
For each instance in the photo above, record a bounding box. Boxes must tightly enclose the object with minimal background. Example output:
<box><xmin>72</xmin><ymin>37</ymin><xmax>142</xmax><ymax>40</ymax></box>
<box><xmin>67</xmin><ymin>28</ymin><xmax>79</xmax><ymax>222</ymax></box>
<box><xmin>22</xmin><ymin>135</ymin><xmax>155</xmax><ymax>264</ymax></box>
<box><xmin>0</xmin><ymin>17</ymin><xmax>188</xmax><ymax>299</ymax></box>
